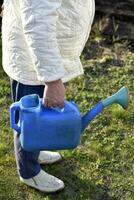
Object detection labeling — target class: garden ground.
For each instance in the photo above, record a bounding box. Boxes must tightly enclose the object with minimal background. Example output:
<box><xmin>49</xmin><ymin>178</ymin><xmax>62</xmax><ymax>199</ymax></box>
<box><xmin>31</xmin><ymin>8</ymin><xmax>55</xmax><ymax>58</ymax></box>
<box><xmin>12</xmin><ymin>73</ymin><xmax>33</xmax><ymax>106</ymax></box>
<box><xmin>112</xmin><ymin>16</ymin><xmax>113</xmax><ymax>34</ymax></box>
<box><xmin>0</xmin><ymin>17</ymin><xmax>134</xmax><ymax>200</ymax></box>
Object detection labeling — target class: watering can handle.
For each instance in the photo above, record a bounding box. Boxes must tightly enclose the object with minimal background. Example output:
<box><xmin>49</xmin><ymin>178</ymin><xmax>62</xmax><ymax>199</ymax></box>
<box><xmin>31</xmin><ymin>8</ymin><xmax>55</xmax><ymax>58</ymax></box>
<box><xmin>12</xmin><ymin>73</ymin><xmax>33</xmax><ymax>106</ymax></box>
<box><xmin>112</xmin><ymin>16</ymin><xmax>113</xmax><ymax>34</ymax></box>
<box><xmin>10</xmin><ymin>102</ymin><xmax>21</xmax><ymax>133</ymax></box>
<box><xmin>41</xmin><ymin>99</ymin><xmax>66</xmax><ymax>113</ymax></box>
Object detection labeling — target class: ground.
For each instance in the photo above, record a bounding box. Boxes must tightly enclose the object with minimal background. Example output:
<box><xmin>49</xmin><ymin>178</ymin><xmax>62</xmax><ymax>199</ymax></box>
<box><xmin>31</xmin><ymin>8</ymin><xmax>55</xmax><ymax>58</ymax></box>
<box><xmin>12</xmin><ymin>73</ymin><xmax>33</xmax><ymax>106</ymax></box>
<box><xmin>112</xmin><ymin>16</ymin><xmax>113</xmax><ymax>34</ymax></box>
<box><xmin>0</xmin><ymin>18</ymin><xmax>134</xmax><ymax>200</ymax></box>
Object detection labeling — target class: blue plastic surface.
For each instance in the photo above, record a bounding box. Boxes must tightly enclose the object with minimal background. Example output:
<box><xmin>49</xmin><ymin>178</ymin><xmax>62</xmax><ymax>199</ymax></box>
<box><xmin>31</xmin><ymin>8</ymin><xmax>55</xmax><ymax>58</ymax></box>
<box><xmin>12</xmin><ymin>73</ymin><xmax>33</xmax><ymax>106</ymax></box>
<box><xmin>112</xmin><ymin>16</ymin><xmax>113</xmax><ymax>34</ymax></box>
<box><xmin>81</xmin><ymin>102</ymin><xmax>104</xmax><ymax>132</ymax></box>
<box><xmin>10</xmin><ymin>94</ymin><xmax>82</xmax><ymax>151</ymax></box>
<box><xmin>10</xmin><ymin>86</ymin><xmax>128</xmax><ymax>151</ymax></box>
<box><xmin>10</xmin><ymin>102</ymin><xmax>21</xmax><ymax>133</ymax></box>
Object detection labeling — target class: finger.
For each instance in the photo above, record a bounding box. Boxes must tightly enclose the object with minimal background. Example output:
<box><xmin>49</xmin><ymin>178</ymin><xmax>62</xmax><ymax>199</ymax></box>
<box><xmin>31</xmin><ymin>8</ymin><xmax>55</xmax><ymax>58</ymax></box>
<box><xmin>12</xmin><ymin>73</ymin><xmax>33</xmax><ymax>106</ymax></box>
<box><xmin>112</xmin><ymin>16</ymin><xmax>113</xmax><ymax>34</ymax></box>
<box><xmin>47</xmin><ymin>102</ymin><xmax>64</xmax><ymax>108</ymax></box>
<box><xmin>56</xmin><ymin>102</ymin><xmax>64</xmax><ymax>108</ymax></box>
<box><xmin>44</xmin><ymin>99</ymin><xmax>55</xmax><ymax>108</ymax></box>
<box><xmin>43</xmin><ymin>98</ymin><xmax>50</xmax><ymax>107</ymax></box>
<box><xmin>50</xmin><ymin>99</ymin><xmax>64</xmax><ymax>108</ymax></box>
<box><xmin>43</xmin><ymin>97</ymin><xmax>64</xmax><ymax>108</ymax></box>
<box><xmin>59</xmin><ymin>104</ymin><xmax>64</xmax><ymax>109</ymax></box>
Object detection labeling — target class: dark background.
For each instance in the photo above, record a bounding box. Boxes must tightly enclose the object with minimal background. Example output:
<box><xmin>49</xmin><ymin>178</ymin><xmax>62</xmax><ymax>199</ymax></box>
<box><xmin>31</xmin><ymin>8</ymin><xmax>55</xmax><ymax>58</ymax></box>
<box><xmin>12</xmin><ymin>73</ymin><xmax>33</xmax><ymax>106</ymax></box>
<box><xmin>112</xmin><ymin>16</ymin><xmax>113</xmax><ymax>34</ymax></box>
<box><xmin>0</xmin><ymin>0</ymin><xmax>134</xmax><ymax>41</ymax></box>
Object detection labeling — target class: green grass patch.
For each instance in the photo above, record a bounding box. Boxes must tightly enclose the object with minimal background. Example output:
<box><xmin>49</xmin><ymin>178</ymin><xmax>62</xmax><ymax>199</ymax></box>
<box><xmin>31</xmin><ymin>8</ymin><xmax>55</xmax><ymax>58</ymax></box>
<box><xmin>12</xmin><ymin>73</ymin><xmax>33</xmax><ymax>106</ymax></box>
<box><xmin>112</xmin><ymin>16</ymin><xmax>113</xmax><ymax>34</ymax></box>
<box><xmin>0</xmin><ymin>26</ymin><xmax>134</xmax><ymax>200</ymax></box>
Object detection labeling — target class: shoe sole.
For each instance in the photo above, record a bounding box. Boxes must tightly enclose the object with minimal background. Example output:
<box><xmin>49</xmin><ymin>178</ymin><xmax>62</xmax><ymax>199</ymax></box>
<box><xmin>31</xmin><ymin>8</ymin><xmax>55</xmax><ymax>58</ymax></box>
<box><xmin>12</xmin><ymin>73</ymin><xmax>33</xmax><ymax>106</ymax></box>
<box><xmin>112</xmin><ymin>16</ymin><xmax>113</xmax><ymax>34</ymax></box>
<box><xmin>20</xmin><ymin>177</ymin><xmax>65</xmax><ymax>193</ymax></box>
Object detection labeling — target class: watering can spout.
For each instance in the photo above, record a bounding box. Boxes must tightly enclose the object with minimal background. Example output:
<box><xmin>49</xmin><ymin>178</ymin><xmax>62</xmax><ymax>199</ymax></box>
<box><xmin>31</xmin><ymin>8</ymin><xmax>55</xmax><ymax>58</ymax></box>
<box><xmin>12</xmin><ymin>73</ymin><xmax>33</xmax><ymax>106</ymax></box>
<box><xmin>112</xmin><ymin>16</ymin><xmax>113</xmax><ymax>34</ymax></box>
<box><xmin>81</xmin><ymin>86</ymin><xmax>128</xmax><ymax>133</ymax></box>
<box><xmin>101</xmin><ymin>86</ymin><xmax>128</xmax><ymax>109</ymax></box>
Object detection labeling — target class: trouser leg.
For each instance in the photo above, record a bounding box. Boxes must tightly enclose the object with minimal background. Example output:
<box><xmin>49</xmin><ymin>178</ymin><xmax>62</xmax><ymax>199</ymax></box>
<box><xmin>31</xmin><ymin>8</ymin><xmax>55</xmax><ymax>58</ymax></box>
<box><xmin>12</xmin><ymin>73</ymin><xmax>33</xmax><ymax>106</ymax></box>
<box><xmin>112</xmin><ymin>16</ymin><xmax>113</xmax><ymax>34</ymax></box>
<box><xmin>14</xmin><ymin>131</ymin><xmax>41</xmax><ymax>179</ymax></box>
<box><xmin>10</xmin><ymin>79</ymin><xmax>44</xmax><ymax>179</ymax></box>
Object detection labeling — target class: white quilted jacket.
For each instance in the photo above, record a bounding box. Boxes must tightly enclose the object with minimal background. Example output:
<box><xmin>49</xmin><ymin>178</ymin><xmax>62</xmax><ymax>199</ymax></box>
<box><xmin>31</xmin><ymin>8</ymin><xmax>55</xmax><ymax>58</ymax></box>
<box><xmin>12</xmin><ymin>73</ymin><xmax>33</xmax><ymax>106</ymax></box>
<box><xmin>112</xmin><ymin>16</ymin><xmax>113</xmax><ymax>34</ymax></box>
<box><xmin>2</xmin><ymin>0</ymin><xmax>95</xmax><ymax>85</ymax></box>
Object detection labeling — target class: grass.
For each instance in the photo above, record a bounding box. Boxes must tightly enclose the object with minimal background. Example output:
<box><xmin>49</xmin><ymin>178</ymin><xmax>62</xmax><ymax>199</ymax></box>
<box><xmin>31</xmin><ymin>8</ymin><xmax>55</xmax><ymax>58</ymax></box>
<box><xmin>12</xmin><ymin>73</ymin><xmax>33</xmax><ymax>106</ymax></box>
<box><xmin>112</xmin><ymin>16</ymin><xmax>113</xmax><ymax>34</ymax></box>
<box><xmin>0</xmin><ymin>20</ymin><xmax>134</xmax><ymax>200</ymax></box>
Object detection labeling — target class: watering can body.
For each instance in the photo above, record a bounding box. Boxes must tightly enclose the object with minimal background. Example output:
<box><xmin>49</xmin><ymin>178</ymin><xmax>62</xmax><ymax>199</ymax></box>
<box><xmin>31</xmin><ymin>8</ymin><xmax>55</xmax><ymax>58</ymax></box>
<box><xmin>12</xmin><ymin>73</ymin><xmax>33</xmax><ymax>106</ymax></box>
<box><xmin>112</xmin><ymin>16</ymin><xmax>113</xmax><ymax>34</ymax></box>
<box><xmin>10</xmin><ymin>96</ymin><xmax>82</xmax><ymax>151</ymax></box>
<box><xmin>10</xmin><ymin>86</ymin><xmax>128</xmax><ymax>152</ymax></box>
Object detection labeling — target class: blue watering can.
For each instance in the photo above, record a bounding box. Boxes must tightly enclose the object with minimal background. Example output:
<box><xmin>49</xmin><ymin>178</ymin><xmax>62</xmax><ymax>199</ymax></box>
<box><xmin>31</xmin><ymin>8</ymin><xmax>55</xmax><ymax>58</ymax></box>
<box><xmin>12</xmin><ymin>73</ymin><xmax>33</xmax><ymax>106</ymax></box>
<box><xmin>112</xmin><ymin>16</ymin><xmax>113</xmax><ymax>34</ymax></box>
<box><xmin>10</xmin><ymin>86</ymin><xmax>128</xmax><ymax>152</ymax></box>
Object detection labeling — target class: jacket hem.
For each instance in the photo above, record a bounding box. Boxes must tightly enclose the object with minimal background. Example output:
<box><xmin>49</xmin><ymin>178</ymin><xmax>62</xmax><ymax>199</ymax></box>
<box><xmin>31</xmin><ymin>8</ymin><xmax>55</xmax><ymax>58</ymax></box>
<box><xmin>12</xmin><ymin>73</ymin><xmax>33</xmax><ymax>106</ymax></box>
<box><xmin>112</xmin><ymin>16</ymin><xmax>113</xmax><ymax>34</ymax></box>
<box><xmin>3</xmin><ymin>65</ymin><xmax>84</xmax><ymax>85</ymax></box>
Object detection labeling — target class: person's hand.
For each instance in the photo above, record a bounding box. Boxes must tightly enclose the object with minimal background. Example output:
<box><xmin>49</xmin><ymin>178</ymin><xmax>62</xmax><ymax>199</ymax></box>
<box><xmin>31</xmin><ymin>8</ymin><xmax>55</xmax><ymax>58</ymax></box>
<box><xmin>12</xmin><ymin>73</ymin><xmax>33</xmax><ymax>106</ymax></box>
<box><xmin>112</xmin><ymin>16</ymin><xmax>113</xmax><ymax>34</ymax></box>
<box><xmin>43</xmin><ymin>79</ymin><xmax>65</xmax><ymax>108</ymax></box>
<box><xmin>0</xmin><ymin>4</ymin><xmax>4</xmax><ymax>17</ymax></box>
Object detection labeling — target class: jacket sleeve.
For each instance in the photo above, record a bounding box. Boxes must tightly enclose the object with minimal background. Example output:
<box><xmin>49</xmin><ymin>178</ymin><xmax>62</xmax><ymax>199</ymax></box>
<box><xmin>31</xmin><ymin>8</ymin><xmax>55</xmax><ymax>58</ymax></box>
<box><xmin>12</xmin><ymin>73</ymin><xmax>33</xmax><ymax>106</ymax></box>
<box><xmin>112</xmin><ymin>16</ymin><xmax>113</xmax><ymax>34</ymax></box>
<box><xmin>18</xmin><ymin>0</ymin><xmax>65</xmax><ymax>83</ymax></box>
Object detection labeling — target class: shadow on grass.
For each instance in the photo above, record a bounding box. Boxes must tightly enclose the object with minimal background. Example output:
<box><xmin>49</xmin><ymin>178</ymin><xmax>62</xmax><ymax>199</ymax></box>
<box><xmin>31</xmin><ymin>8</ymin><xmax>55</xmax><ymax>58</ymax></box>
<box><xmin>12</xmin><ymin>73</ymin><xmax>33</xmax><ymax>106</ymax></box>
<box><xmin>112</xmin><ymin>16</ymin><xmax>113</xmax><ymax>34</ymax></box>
<box><xmin>34</xmin><ymin>157</ymin><xmax>113</xmax><ymax>200</ymax></box>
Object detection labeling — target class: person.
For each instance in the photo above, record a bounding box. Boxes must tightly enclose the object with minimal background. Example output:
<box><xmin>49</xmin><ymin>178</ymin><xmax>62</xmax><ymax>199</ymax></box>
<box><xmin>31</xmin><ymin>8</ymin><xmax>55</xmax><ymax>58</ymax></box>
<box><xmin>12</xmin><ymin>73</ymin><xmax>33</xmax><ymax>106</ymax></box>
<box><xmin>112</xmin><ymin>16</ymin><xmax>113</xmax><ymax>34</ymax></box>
<box><xmin>0</xmin><ymin>0</ymin><xmax>95</xmax><ymax>193</ymax></box>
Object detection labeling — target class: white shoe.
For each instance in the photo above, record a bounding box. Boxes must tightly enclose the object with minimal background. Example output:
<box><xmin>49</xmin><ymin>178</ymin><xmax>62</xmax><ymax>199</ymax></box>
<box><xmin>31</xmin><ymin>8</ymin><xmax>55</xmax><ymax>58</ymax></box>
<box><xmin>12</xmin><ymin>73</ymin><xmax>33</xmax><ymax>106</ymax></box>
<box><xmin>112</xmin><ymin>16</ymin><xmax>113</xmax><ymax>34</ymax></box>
<box><xmin>20</xmin><ymin>170</ymin><xmax>65</xmax><ymax>193</ymax></box>
<box><xmin>38</xmin><ymin>151</ymin><xmax>62</xmax><ymax>164</ymax></box>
